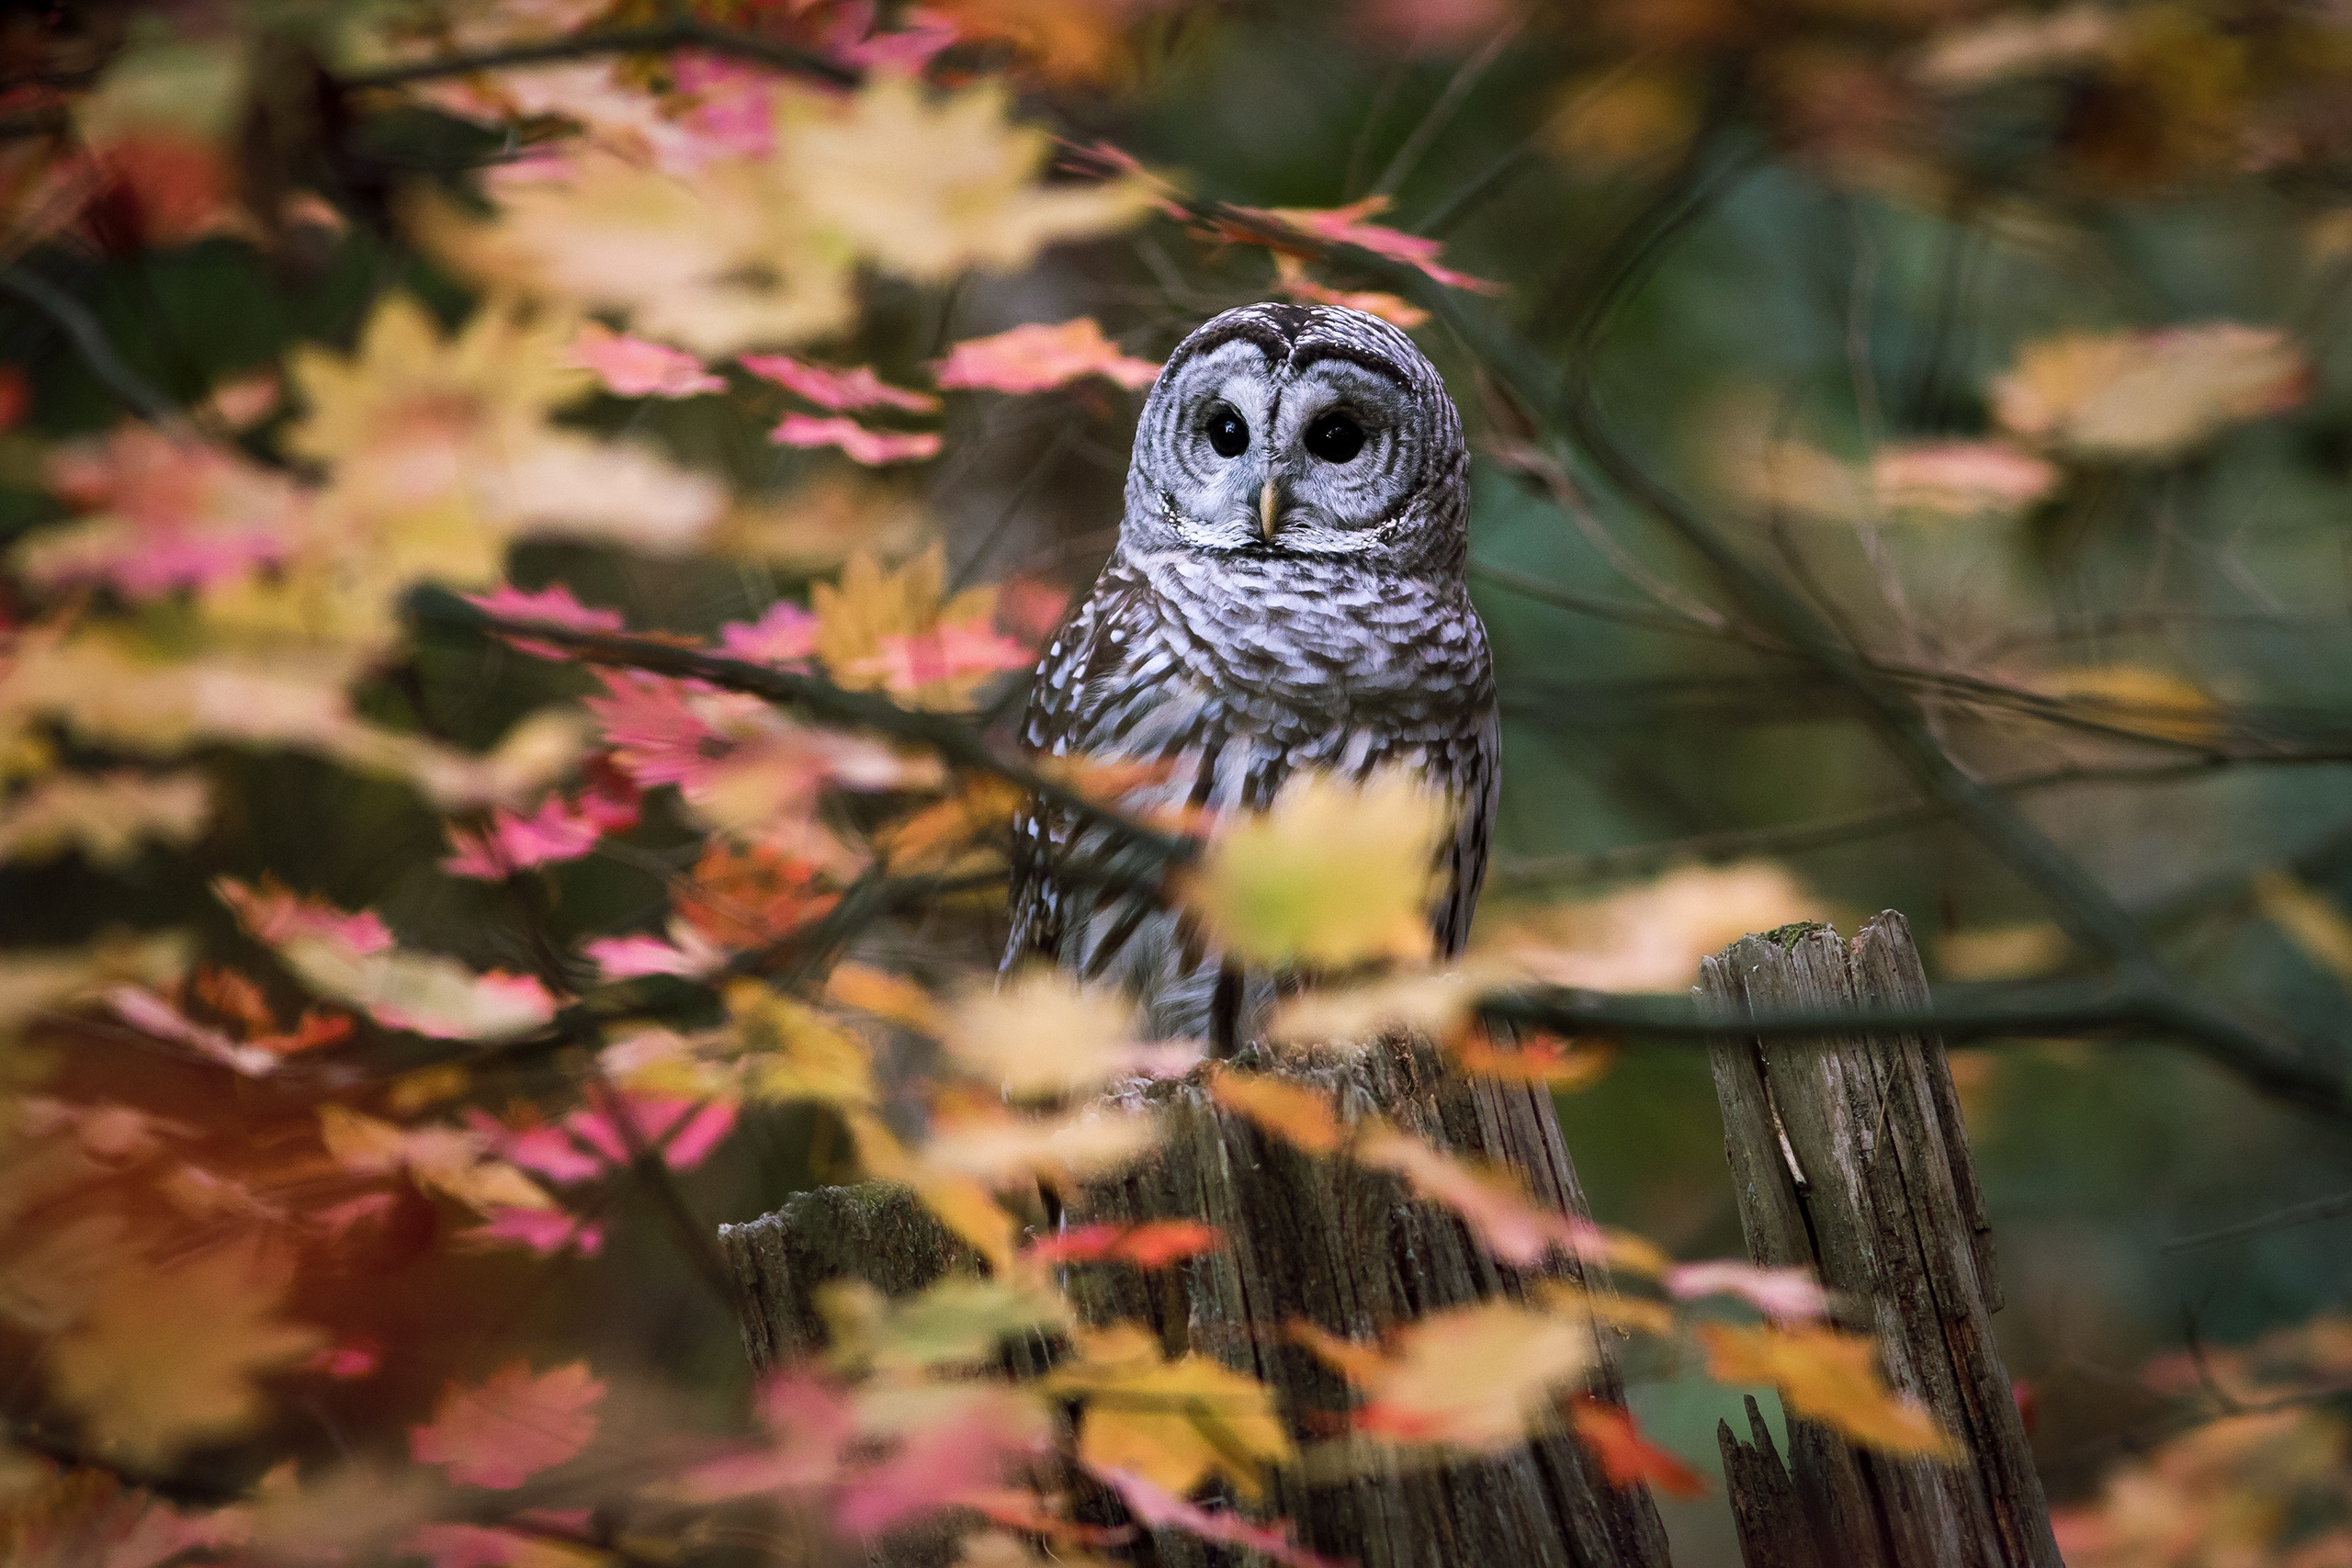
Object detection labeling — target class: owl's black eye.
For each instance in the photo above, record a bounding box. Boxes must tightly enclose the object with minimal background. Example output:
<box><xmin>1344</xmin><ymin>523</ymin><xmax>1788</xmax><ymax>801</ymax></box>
<box><xmin>1305</xmin><ymin>411</ymin><xmax>1365</xmax><ymax>464</ymax></box>
<box><xmin>1204</xmin><ymin>403</ymin><xmax>1250</xmax><ymax>457</ymax></box>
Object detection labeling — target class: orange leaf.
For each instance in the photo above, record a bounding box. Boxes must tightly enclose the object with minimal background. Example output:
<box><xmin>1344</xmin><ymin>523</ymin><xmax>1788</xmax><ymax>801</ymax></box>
<box><xmin>1208</xmin><ymin>1068</ymin><xmax>1345</xmax><ymax>1155</ymax></box>
<box><xmin>1701</xmin><ymin>1324</ymin><xmax>1961</xmax><ymax>1460</ymax></box>
<box><xmin>1569</xmin><ymin>1397</ymin><xmax>1707</xmax><ymax>1496</ymax></box>
<box><xmin>1023</xmin><ymin>1220</ymin><xmax>1222</xmax><ymax>1268</ymax></box>
<box><xmin>1451</xmin><ymin>1030</ymin><xmax>1616</xmax><ymax>1089</ymax></box>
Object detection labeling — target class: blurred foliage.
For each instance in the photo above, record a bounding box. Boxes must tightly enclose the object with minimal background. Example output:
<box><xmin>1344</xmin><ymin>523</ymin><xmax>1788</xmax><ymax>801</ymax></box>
<box><xmin>5</xmin><ymin>0</ymin><xmax>2352</xmax><ymax>1564</ymax></box>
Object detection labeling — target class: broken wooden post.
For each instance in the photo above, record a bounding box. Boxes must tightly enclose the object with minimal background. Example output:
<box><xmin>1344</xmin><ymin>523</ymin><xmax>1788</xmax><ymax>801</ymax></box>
<box><xmin>718</xmin><ymin>1036</ymin><xmax>1676</xmax><ymax>1568</ymax></box>
<box><xmin>1700</xmin><ymin>911</ymin><xmax>2059</xmax><ymax>1568</ymax></box>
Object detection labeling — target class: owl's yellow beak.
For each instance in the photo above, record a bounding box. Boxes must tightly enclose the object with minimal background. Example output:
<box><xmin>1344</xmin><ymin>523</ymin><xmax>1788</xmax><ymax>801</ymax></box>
<box><xmin>1258</xmin><ymin>479</ymin><xmax>1279</xmax><ymax>542</ymax></box>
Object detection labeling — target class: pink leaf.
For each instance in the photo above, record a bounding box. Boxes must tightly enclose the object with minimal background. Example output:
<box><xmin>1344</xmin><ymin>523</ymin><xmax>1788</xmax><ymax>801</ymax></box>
<box><xmin>835</xmin><ymin>1388</ymin><xmax>1051</xmax><ymax>1536</ymax></box>
<box><xmin>679</xmin><ymin>1370</ymin><xmax>854</xmax><ymax>1501</ymax></box>
<box><xmin>740</xmin><ymin>354</ymin><xmax>940</xmax><ymax>413</ymax></box>
<box><xmin>1229</xmin><ymin>195</ymin><xmax>1500</xmax><ymax>294</ymax></box>
<box><xmin>932</xmin><ymin>319</ymin><xmax>1162</xmax><ymax>394</ymax></box>
<box><xmin>215</xmin><ymin>877</ymin><xmax>392</xmax><ymax>954</ymax></box>
<box><xmin>719</xmin><ymin>601</ymin><xmax>821</xmax><ymax>665</ymax></box>
<box><xmin>1665</xmin><ymin>1260</ymin><xmax>1833</xmax><ymax>1322</ymax></box>
<box><xmin>864</xmin><ymin>625</ymin><xmax>1035</xmax><ymax>697</ymax></box>
<box><xmin>26</xmin><ymin>425</ymin><xmax>303</xmax><ymax>599</ymax></box>
<box><xmin>314</xmin><ymin>1192</ymin><xmax>398</xmax><ymax>1240</ymax></box>
<box><xmin>410</xmin><ymin>1362</ymin><xmax>606</xmax><ymax>1489</ymax></box>
<box><xmin>461</xmin><ymin>1205</ymin><xmax>605</xmax><ymax>1258</ymax></box>
<box><xmin>583</xmin><ymin>671</ymin><xmax>723</xmax><ymax>788</ymax></box>
<box><xmin>1098</xmin><ymin>1469</ymin><xmax>1347</xmax><ymax>1568</ymax></box>
<box><xmin>441</xmin><ymin>780</ymin><xmax>639</xmax><ymax>881</ymax></box>
<box><xmin>581</xmin><ymin>930</ymin><xmax>722</xmax><ymax>981</ymax></box>
<box><xmin>107</xmin><ymin>987</ymin><xmax>285</xmax><ymax>1077</ymax></box>
<box><xmin>303</xmin><ymin>1339</ymin><xmax>382</xmax><ymax>1380</ymax></box>
<box><xmin>561</xmin><ymin>1092</ymin><xmax>737</xmax><ymax>1172</ymax></box>
<box><xmin>568</xmin><ymin>322</ymin><xmax>725</xmax><ymax>398</ymax></box>
<box><xmin>769</xmin><ymin>414</ymin><xmax>942</xmax><ymax>466</ymax></box>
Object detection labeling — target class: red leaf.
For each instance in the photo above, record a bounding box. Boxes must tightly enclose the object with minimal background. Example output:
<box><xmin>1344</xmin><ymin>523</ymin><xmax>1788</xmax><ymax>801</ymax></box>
<box><xmin>1568</xmin><ymin>1397</ymin><xmax>1707</xmax><ymax>1497</ymax></box>
<box><xmin>1025</xmin><ymin>1220</ymin><xmax>1223</xmax><ymax>1269</ymax></box>
<box><xmin>410</xmin><ymin>1361</ymin><xmax>605</xmax><ymax>1489</ymax></box>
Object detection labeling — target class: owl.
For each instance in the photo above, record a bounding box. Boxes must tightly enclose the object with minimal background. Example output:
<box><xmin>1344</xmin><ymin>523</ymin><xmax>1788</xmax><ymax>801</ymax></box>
<box><xmin>1004</xmin><ymin>301</ymin><xmax>1496</xmax><ymax>1047</ymax></box>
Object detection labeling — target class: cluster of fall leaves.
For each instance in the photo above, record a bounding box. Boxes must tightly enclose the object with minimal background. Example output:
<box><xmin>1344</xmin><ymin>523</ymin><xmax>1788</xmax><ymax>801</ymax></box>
<box><xmin>3</xmin><ymin>0</ymin><xmax>2347</xmax><ymax>1564</ymax></box>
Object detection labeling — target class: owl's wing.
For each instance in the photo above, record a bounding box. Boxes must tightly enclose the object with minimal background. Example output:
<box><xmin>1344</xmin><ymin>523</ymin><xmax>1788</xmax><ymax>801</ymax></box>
<box><xmin>1434</xmin><ymin>704</ymin><xmax>1501</xmax><ymax>959</ymax></box>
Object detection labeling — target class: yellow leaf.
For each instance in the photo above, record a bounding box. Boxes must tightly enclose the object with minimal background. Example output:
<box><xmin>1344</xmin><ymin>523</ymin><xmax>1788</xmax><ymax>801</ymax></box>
<box><xmin>1548</xmin><ymin>69</ymin><xmax>1698</xmax><ymax>175</ymax></box>
<box><xmin>922</xmin><ymin>1102</ymin><xmax>1162</xmax><ymax>1187</ymax></box>
<box><xmin>824</xmin><ymin>1274</ymin><xmax>1069</xmax><ymax>1373</ymax></box>
<box><xmin>880</xmin><ymin>776</ymin><xmax>1025</xmax><ymax>871</ymax></box>
<box><xmin>944</xmin><ymin>969</ymin><xmax>1143</xmax><ymax>1098</ymax></box>
<box><xmin>1309</xmin><ymin>1302</ymin><xmax>1599</xmax><ymax>1451</ymax></box>
<box><xmin>1207</xmin><ymin>1068</ymin><xmax>1346</xmax><ymax>1155</ymax></box>
<box><xmin>1480</xmin><ymin>862</ymin><xmax>1818</xmax><ymax>993</ymax></box>
<box><xmin>1048</xmin><ymin>1328</ymin><xmax>1294</xmax><ymax>1498</ymax></box>
<box><xmin>1189</xmin><ymin>768</ymin><xmax>1446</xmax><ymax>967</ymax></box>
<box><xmin>1869</xmin><ymin>440</ymin><xmax>2060</xmax><ymax>518</ymax></box>
<box><xmin>2033</xmin><ymin>663</ymin><xmax>2222</xmax><ymax>746</ymax></box>
<box><xmin>1991</xmin><ymin>322</ymin><xmax>2311</xmax><ymax>458</ymax></box>
<box><xmin>728</xmin><ymin>981</ymin><xmax>876</xmax><ymax>1108</ymax></box>
<box><xmin>1937</xmin><ymin>921</ymin><xmax>2068</xmax><ymax>982</ymax></box>
<box><xmin>784</xmin><ymin>74</ymin><xmax>1156</xmax><ymax>284</ymax></box>
<box><xmin>1267</xmin><ymin>962</ymin><xmax>1511</xmax><ymax>1048</ymax></box>
<box><xmin>1701</xmin><ymin>1323</ymin><xmax>1961</xmax><ymax>1460</ymax></box>
<box><xmin>812</xmin><ymin>545</ymin><xmax>1002</xmax><ymax>710</ymax></box>
<box><xmin>824</xmin><ymin>962</ymin><xmax>944</xmax><ymax>1033</ymax></box>
<box><xmin>1537</xmin><ymin>1282</ymin><xmax>1679</xmax><ymax>1338</ymax></box>
<box><xmin>2252</xmin><ymin>871</ymin><xmax>2352</xmax><ymax>986</ymax></box>
<box><xmin>50</xmin><ymin>1242</ymin><xmax>324</xmax><ymax>1466</ymax></box>
<box><xmin>912</xmin><ymin>1169</ymin><xmax>1019</xmax><ymax>1276</ymax></box>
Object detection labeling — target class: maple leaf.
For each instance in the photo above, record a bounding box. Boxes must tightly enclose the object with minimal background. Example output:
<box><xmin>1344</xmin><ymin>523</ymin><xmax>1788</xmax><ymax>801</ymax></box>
<box><xmin>932</xmin><ymin>319</ymin><xmax>1161</xmax><ymax>393</ymax></box>
<box><xmin>72</xmin><ymin>34</ymin><xmax>252</xmax><ymax>246</ymax></box>
<box><xmin>1266</xmin><ymin>963</ymin><xmax>1511</xmax><ymax>1048</ymax></box>
<box><xmin>837</xmin><ymin>1382</ymin><xmax>1054</xmax><ymax>1537</ymax></box>
<box><xmin>944</xmin><ymin>968</ymin><xmax>1153</xmax><ymax>1097</ymax></box>
<box><xmin>1449</xmin><ymin>1030</ymin><xmax>1617</xmax><ymax>1090</ymax></box>
<box><xmin>1701</xmin><ymin>1323</ymin><xmax>1962</xmax><ymax>1459</ymax></box>
<box><xmin>277</xmin><ymin>935</ymin><xmax>557</xmax><ymax>1043</ymax></box>
<box><xmin>442</xmin><ymin>778</ymin><xmax>639</xmax><ymax>880</ymax></box>
<box><xmin>1568</xmin><ymin>1397</ymin><xmax>1707</xmax><ymax>1496</ymax></box>
<box><xmin>729</xmin><ymin>981</ymin><xmax>878</xmax><ymax>1108</ymax></box>
<box><xmin>812</xmin><ymin>546</ymin><xmax>1012</xmax><ymax>709</ymax></box>
<box><xmin>1300</xmin><ymin>1301</ymin><xmax>1598</xmax><ymax>1450</ymax></box>
<box><xmin>410</xmin><ymin>1361</ymin><xmax>606</xmax><ymax>1489</ymax></box>
<box><xmin>581</xmin><ymin>926</ymin><xmax>724</xmax><ymax>982</ymax></box>
<box><xmin>1358</xmin><ymin>1126</ymin><xmax>1600</xmax><ymax>1269</ymax></box>
<box><xmin>1190</xmin><ymin>768</ymin><xmax>1446</xmax><ymax>967</ymax></box>
<box><xmin>463</xmin><ymin>581</ymin><xmax>626</xmax><ymax>660</ymax></box>
<box><xmin>1023</xmin><ymin>1220</ymin><xmax>1223</xmax><ymax>1268</ymax></box>
<box><xmin>460</xmin><ymin>1205</ymin><xmax>605</xmax><ymax>1258</ymax></box>
<box><xmin>565</xmin><ymin>1091</ymin><xmax>738</xmax><ymax>1172</ymax></box>
<box><xmin>566</xmin><ymin>321</ymin><xmax>724</xmax><ymax>397</ymax></box>
<box><xmin>1097</xmin><ymin>1469</ymin><xmax>1344</xmax><ymax>1568</ymax></box>
<box><xmin>923</xmin><ymin>1101</ymin><xmax>1163</xmax><ymax>1186</ymax></box>
<box><xmin>824</xmin><ymin>962</ymin><xmax>943</xmax><ymax>1032</ymax></box>
<box><xmin>718</xmin><ymin>600</ymin><xmax>822</xmax><ymax>665</ymax></box>
<box><xmin>1990</xmin><ymin>322</ymin><xmax>2312</xmax><ymax>458</ymax></box>
<box><xmin>50</xmin><ymin>1242</ymin><xmax>325</xmax><ymax>1466</ymax></box>
<box><xmin>1208</xmin><ymin>1068</ymin><xmax>1347</xmax><ymax>1155</ymax></box>
<box><xmin>1665</xmin><ymin>1261</ymin><xmax>1834</xmax><ymax>1321</ymax></box>
<box><xmin>0</xmin><ymin>769</ymin><xmax>209</xmax><ymax>868</ymax></box>
<box><xmin>318</xmin><ymin>1105</ymin><xmax>552</xmax><ymax>1214</ymax></box>
<box><xmin>216</xmin><ymin>876</ymin><xmax>392</xmax><ymax>953</ymax></box>
<box><xmin>1870</xmin><ymin>440</ymin><xmax>2060</xmax><ymax>516</ymax></box>
<box><xmin>823</xmin><ymin>1275</ymin><xmax>1071</xmax><ymax>1374</ymax></box>
<box><xmin>674</xmin><ymin>840</ymin><xmax>837</xmax><ymax>949</ymax></box>
<box><xmin>1227</xmin><ymin>194</ymin><xmax>1499</xmax><ymax>293</ymax></box>
<box><xmin>18</xmin><ymin>425</ymin><xmax>304</xmax><ymax>599</ymax></box>
<box><xmin>1271</xmin><ymin>253</ymin><xmax>1430</xmax><ymax>328</ymax></box>
<box><xmin>771</xmin><ymin>412</ymin><xmax>943</xmax><ymax>466</ymax></box>
<box><xmin>1048</xmin><ymin>1324</ymin><xmax>1295</xmax><ymax>1497</ymax></box>
<box><xmin>1481</xmin><ymin>862</ymin><xmax>1817</xmax><ymax>993</ymax></box>
<box><xmin>785</xmin><ymin>74</ymin><xmax>1156</xmax><ymax>283</ymax></box>
<box><xmin>741</xmin><ymin>354</ymin><xmax>941</xmax><ymax>412</ymax></box>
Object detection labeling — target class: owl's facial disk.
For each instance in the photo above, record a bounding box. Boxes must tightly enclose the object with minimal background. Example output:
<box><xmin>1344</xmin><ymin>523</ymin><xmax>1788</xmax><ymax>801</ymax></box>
<box><xmin>1123</xmin><ymin>304</ymin><xmax>1467</xmax><ymax>575</ymax></box>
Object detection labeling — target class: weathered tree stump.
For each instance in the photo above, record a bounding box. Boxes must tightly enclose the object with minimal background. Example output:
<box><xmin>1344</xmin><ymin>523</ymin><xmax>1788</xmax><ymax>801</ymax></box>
<box><xmin>1701</xmin><ymin>912</ymin><xmax>2058</xmax><ymax>1568</ymax></box>
<box><xmin>718</xmin><ymin>1036</ymin><xmax>1674</xmax><ymax>1568</ymax></box>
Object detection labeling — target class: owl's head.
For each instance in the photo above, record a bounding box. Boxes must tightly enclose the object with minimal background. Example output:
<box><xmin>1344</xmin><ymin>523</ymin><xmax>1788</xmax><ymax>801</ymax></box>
<box><xmin>1120</xmin><ymin>302</ymin><xmax>1470</xmax><ymax>577</ymax></box>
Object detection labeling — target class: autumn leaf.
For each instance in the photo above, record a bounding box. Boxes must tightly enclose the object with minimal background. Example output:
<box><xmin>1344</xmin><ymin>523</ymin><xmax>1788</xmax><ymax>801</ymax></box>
<box><xmin>1048</xmin><ymin>1323</ymin><xmax>1295</xmax><ymax>1497</ymax></box>
<box><xmin>932</xmin><ymin>319</ymin><xmax>1161</xmax><ymax>393</ymax></box>
<box><xmin>741</xmin><ymin>353</ymin><xmax>940</xmax><ymax>412</ymax></box>
<box><xmin>812</xmin><ymin>546</ymin><xmax>1014</xmax><ymax>709</ymax></box>
<box><xmin>2033</xmin><ymin>663</ymin><xmax>2222</xmax><ymax>746</ymax></box>
<box><xmin>410</xmin><ymin>1361</ymin><xmax>606</xmax><ymax>1489</ymax></box>
<box><xmin>277</xmin><ymin>936</ymin><xmax>557</xmax><ymax>1043</ymax></box>
<box><xmin>1991</xmin><ymin>322</ymin><xmax>2311</xmax><ymax>458</ymax></box>
<box><xmin>837</xmin><ymin>1381</ymin><xmax>1054</xmax><ymax>1536</ymax></box>
<box><xmin>50</xmin><ymin>1242</ymin><xmax>325</xmax><ymax>1466</ymax></box>
<box><xmin>1701</xmin><ymin>1323</ymin><xmax>1961</xmax><ymax>1459</ymax></box>
<box><xmin>1097</xmin><ymin>1468</ymin><xmax>1344</xmax><ymax>1568</ymax></box>
<box><xmin>1023</xmin><ymin>1220</ymin><xmax>1223</xmax><ymax>1268</ymax></box>
<box><xmin>1664</xmin><ymin>1260</ymin><xmax>1833</xmax><ymax>1321</ymax></box>
<box><xmin>823</xmin><ymin>962</ymin><xmax>943</xmax><ymax>1032</ymax></box>
<box><xmin>1357</xmin><ymin>1126</ymin><xmax>1600</xmax><ymax>1269</ymax></box>
<box><xmin>567</xmin><ymin>322</ymin><xmax>724</xmax><ymax>398</ymax></box>
<box><xmin>922</xmin><ymin>1100</ymin><xmax>1163</xmax><ymax>1186</ymax></box>
<box><xmin>1481</xmin><ymin>862</ymin><xmax>1817</xmax><ymax>993</ymax></box>
<box><xmin>0</xmin><ymin>769</ymin><xmax>209</xmax><ymax>867</ymax></box>
<box><xmin>1568</xmin><ymin>1398</ymin><xmax>1706</xmax><ymax>1496</ymax></box>
<box><xmin>1295</xmin><ymin>1301</ymin><xmax>1598</xmax><ymax>1450</ymax></box>
<box><xmin>728</xmin><ymin>981</ymin><xmax>877</xmax><ymax>1108</ymax></box>
<box><xmin>1226</xmin><ymin>194</ymin><xmax>1499</xmax><ymax>293</ymax></box>
<box><xmin>1267</xmin><ymin>963</ymin><xmax>1510</xmax><ymax>1048</ymax></box>
<box><xmin>824</xmin><ymin>1275</ymin><xmax>1070</xmax><ymax>1374</ymax></box>
<box><xmin>1870</xmin><ymin>440</ymin><xmax>2060</xmax><ymax>517</ymax></box>
<box><xmin>1270</xmin><ymin>253</ymin><xmax>1430</xmax><ymax>328</ymax></box>
<box><xmin>944</xmin><ymin>969</ymin><xmax>1151</xmax><ymax>1097</ymax></box>
<box><xmin>1189</xmin><ymin>768</ymin><xmax>1447</xmax><ymax>966</ymax></box>
<box><xmin>319</xmin><ymin>1105</ymin><xmax>552</xmax><ymax>1214</ymax></box>
<box><xmin>1548</xmin><ymin>70</ymin><xmax>1700</xmax><ymax>175</ymax></box>
<box><xmin>1208</xmin><ymin>1068</ymin><xmax>1347</xmax><ymax>1155</ymax></box>
<box><xmin>1449</xmin><ymin>1030</ymin><xmax>1616</xmax><ymax>1090</ymax></box>
<box><xmin>771</xmin><ymin>413</ymin><xmax>943</xmax><ymax>466</ymax></box>
<box><xmin>19</xmin><ymin>424</ymin><xmax>304</xmax><ymax>599</ymax></box>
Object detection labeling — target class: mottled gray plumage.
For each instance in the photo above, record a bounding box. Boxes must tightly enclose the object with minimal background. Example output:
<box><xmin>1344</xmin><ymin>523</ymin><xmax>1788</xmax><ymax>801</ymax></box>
<box><xmin>1005</xmin><ymin>302</ymin><xmax>1496</xmax><ymax>1043</ymax></box>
